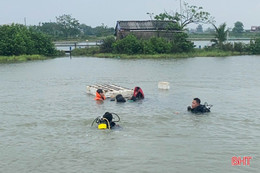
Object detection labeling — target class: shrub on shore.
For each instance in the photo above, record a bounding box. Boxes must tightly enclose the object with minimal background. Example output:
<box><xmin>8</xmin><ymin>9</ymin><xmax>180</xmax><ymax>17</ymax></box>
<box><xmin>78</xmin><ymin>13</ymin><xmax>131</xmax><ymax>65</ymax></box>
<box><xmin>98</xmin><ymin>33</ymin><xmax>194</xmax><ymax>55</ymax></box>
<box><xmin>0</xmin><ymin>24</ymin><xmax>61</xmax><ymax>56</ymax></box>
<box><xmin>112</xmin><ymin>34</ymin><xmax>143</xmax><ymax>54</ymax></box>
<box><xmin>249</xmin><ymin>38</ymin><xmax>260</xmax><ymax>54</ymax></box>
<box><xmin>71</xmin><ymin>47</ymin><xmax>100</xmax><ymax>56</ymax></box>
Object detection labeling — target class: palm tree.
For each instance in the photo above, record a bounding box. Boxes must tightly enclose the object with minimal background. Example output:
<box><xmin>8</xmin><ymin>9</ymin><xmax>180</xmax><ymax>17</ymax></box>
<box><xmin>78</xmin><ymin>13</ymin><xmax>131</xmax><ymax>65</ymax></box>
<box><xmin>211</xmin><ymin>23</ymin><xmax>228</xmax><ymax>48</ymax></box>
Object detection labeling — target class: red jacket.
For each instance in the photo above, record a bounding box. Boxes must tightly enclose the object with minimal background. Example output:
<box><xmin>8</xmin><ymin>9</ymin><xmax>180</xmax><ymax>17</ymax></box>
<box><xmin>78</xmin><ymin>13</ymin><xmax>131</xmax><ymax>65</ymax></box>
<box><xmin>133</xmin><ymin>87</ymin><xmax>144</xmax><ymax>99</ymax></box>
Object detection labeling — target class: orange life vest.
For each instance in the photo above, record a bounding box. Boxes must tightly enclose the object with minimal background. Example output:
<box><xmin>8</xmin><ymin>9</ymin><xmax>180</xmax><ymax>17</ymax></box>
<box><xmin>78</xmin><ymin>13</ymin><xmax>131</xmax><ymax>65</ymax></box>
<box><xmin>95</xmin><ymin>92</ymin><xmax>106</xmax><ymax>100</ymax></box>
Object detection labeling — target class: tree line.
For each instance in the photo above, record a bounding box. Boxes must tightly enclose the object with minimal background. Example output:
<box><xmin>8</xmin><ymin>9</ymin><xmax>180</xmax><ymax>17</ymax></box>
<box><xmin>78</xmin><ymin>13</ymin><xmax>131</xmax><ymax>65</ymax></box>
<box><xmin>30</xmin><ymin>14</ymin><xmax>114</xmax><ymax>40</ymax></box>
<box><xmin>192</xmin><ymin>21</ymin><xmax>245</xmax><ymax>34</ymax></box>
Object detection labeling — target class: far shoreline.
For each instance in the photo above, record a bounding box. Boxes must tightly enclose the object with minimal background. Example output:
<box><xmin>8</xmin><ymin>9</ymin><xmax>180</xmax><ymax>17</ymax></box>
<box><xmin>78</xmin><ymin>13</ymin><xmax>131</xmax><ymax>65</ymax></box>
<box><xmin>0</xmin><ymin>50</ymin><xmax>250</xmax><ymax>63</ymax></box>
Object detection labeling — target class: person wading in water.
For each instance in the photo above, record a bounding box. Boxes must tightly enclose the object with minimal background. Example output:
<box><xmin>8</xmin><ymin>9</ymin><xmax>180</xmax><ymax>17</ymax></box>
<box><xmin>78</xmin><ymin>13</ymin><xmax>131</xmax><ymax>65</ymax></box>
<box><xmin>95</xmin><ymin>89</ymin><xmax>106</xmax><ymax>101</ymax></box>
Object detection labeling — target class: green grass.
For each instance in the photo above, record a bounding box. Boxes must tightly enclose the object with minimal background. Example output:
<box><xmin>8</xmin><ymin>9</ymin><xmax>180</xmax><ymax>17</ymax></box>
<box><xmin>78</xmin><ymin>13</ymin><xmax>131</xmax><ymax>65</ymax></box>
<box><xmin>73</xmin><ymin>50</ymin><xmax>243</xmax><ymax>59</ymax></box>
<box><xmin>0</xmin><ymin>55</ymin><xmax>50</xmax><ymax>63</ymax></box>
<box><xmin>71</xmin><ymin>47</ymin><xmax>100</xmax><ymax>56</ymax></box>
<box><xmin>0</xmin><ymin>50</ymin><xmax>244</xmax><ymax>63</ymax></box>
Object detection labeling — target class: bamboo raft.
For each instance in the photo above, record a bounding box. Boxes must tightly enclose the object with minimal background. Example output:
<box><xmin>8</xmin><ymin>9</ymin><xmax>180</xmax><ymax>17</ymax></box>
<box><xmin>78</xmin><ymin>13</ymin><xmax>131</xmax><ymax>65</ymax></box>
<box><xmin>86</xmin><ymin>84</ymin><xmax>134</xmax><ymax>98</ymax></box>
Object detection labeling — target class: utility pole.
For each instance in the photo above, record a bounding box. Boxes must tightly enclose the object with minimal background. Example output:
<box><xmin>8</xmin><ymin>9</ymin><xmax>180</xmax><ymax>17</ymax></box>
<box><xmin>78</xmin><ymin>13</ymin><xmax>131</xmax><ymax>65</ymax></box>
<box><xmin>146</xmin><ymin>12</ymin><xmax>154</xmax><ymax>20</ymax></box>
<box><xmin>179</xmin><ymin>0</ymin><xmax>182</xmax><ymax>25</ymax></box>
<box><xmin>24</xmin><ymin>17</ymin><xmax>27</xmax><ymax>26</ymax></box>
<box><xmin>180</xmin><ymin>0</ymin><xmax>182</xmax><ymax>15</ymax></box>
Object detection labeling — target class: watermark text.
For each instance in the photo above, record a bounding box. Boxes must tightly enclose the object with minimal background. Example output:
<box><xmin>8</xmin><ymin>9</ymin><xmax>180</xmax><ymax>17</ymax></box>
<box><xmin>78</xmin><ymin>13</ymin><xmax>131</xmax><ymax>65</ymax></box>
<box><xmin>232</xmin><ymin>156</ymin><xmax>252</xmax><ymax>166</ymax></box>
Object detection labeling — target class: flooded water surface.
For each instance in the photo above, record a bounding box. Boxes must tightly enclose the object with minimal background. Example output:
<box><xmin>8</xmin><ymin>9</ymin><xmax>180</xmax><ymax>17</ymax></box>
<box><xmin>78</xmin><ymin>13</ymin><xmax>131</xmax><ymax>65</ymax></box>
<box><xmin>0</xmin><ymin>56</ymin><xmax>259</xmax><ymax>172</ymax></box>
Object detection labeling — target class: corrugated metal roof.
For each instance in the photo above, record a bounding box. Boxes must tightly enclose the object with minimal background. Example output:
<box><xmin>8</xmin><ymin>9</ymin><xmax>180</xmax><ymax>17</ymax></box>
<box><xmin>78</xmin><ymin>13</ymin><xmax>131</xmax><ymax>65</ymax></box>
<box><xmin>116</xmin><ymin>20</ymin><xmax>176</xmax><ymax>30</ymax></box>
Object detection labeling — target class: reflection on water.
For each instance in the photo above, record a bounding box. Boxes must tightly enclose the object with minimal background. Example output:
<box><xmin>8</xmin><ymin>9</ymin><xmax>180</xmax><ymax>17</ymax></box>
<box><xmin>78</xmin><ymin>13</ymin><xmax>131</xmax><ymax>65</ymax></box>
<box><xmin>0</xmin><ymin>56</ymin><xmax>260</xmax><ymax>172</ymax></box>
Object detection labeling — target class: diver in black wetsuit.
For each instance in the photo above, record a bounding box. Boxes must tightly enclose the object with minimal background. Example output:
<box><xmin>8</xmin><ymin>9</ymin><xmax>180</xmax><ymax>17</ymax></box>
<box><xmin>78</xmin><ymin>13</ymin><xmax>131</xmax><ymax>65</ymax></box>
<box><xmin>91</xmin><ymin>112</ymin><xmax>121</xmax><ymax>130</ymax></box>
<box><xmin>102</xmin><ymin>112</ymin><xmax>116</xmax><ymax>128</ymax></box>
<box><xmin>187</xmin><ymin>98</ymin><xmax>211</xmax><ymax>114</ymax></box>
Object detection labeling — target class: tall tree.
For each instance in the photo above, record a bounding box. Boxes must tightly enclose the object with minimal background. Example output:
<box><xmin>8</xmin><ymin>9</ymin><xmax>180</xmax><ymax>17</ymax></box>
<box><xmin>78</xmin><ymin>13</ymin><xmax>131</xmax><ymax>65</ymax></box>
<box><xmin>232</xmin><ymin>21</ymin><xmax>244</xmax><ymax>34</ymax></box>
<box><xmin>93</xmin><ymin>24</ymin><xmax>114</xmax><ymax>37</ymax></box>
<box><xmin>79</xmin><ymin>24</ymin><xmax>94</xmax><ymax>36</ymax></box>
<box><xmin>56</xmin><ymin>14</ymin><xmax>80</xmax><ymax>38</ymax></box>
<box><xmin>154</xmin><ymin>2</ymin><xmax>215</xmax><ymax>29</ymax></box>
<box><xmin>39</xmin><ymin>22</ymin><xmax>61</xmax><ymax>38</ymax></box>
<box><xmin>211</xmin><ymin>23</ymin><xmax>228</xmax><ymax>48</ymax></box>
<box><xmin>196</xmin><ymin>24</ymin><xmax>203</xmax><ymax>33</ymax></box>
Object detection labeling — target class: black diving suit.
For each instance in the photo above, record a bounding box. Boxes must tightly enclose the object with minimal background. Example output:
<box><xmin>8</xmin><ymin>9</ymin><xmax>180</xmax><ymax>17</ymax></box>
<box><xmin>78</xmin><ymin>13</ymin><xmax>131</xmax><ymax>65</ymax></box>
<box><xmin>187</xmin><ymin>105</ymin><xmax>211</xmax><ymax>114</ymax></box>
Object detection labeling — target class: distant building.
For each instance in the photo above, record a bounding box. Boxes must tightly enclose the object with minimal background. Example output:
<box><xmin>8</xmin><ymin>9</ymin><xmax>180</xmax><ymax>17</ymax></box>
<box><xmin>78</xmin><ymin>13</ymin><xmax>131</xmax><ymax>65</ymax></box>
<box><xmin>115</xmin><ymin>20</ymin><xmax>180</xmax><ymax>40</ymax></box>
<box><xmin>251</xmin><ymin>26</ymin><xmax>260</xmax><ymax>32</ymax></box>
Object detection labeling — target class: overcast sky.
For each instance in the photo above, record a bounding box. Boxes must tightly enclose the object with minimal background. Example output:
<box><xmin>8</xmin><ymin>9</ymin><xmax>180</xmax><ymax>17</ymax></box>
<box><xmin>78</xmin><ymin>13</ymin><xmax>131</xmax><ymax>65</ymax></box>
<box><xmin>1</xmin><ymin>0</ymin><xmax>259</xmax><ymax>29</ymax></box>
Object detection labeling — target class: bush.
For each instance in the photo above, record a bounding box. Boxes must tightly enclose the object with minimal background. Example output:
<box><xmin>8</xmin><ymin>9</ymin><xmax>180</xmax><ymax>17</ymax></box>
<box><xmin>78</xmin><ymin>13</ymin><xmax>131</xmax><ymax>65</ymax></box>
<box><xmin>100</xmin><ymin>36</ymin><xmax>116</xmax><ymax>53</ymax></box>
<box><xmin>112</xmin><ymin>34</ymin><xmax>143</xmax><ymax>54</ymax></box>
<box><xmin>207</xmin><ymin>41</ymin><xmax>249</xmax><ymax>54</ymax></box>
<box><xmin>249</xmin><ymin>38</ymin><xmax>260</xmax><ymax>54</ymax></box>
<box><xmin>221</xmin><ymin>42</ymin><xmax>234</xmax><ymax>51</ymax></box>
<box><xmin>97</xmin><ymin>33</ymin><xmax>195</xmax><ymax>55</ymax></box>
<box><xmin>0</xmin><ymin>24</ymin><xmax>58</xmax><ymax>56</ymax></box>
<box><xmin>142</xmin><ymin>40</ymin><xmax>155</xmax><ymax>54</ymax></box>
<box><xmin>142</xmin><ymin>37</ymin><xmax>171</xmax><ymax>54</ymax></box>
<box><xmin>112</xmin><ymin>34</ymin><xmax>193</xmax><ymax>55</ymax></box>
<box><xmin>234</xmin><ymin>42</ymin><xmax>245</xmax><ymax>53</ymax></box>
<box><xmin>72</xmin><ymin>47</ymin><xmax>100</xmax><ymax>56</ymax></box>
<box><xmin>170</xmin><ymin>32</ymin><xmax>194</xmax><ymax>53</ymax></box>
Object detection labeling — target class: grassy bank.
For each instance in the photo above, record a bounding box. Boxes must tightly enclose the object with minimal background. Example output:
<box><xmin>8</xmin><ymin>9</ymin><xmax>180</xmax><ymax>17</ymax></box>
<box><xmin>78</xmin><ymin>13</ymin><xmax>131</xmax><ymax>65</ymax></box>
<box><xmin>94</xmin><ymin>51</ymin><xmax>242</xmax><ymax>59</ymax></box>
<box><xmin>72</xmin><ymin>48</ymin><xmax>244</xmax><ymax>59</ymax></box>
<box><xmin>0</xmin><ymin>55</ymin><xmax>50</xmax><ymax>63</ymax></box>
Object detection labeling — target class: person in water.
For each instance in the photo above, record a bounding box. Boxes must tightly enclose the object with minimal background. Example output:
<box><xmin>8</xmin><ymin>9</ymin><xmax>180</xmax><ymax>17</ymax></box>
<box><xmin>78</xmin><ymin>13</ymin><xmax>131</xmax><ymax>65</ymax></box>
<box><xmin>115</xmin><ymin>94</ymin><xmax>126</xmax><ymax>102</ymax></box>
<box><xmin>92</xmin><ymin>112</ymin><xmax>121</xmax><ymax>129</ymax></box>
<box><xmin>187</xmin><ymin>98</ymin><xmax>210</xmax><ymax>113</ymax></box>
<box><xmin>130</xmin><ymin>87</ymin><xmax>144</xmax><ymax>101</ymax></box>
<box><xmin>102</xmin><ymin>112</ymin><xmax>116</xmax><ymax>128</ymax></box>
<box><xmin>95</xmin><ymin>89</ymin><xmax>106</xmax><ymax>101</ymax></box>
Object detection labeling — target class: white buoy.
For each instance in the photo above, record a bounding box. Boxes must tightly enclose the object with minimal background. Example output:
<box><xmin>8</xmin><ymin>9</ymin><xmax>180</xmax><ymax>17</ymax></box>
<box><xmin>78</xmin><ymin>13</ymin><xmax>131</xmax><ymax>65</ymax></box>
<box><xmin>158</xmin><ymin>82</ymin><xmax>170</xmax><ymax>90</ymax></box>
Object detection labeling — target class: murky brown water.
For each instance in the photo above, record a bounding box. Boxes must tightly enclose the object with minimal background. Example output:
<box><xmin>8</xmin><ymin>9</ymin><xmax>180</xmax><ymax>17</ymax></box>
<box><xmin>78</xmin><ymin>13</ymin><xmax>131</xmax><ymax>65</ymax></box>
<box><xmin>0</xmin><ymin>56</ymin><xmax>259</xmax><ymax>172</ymax></box>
